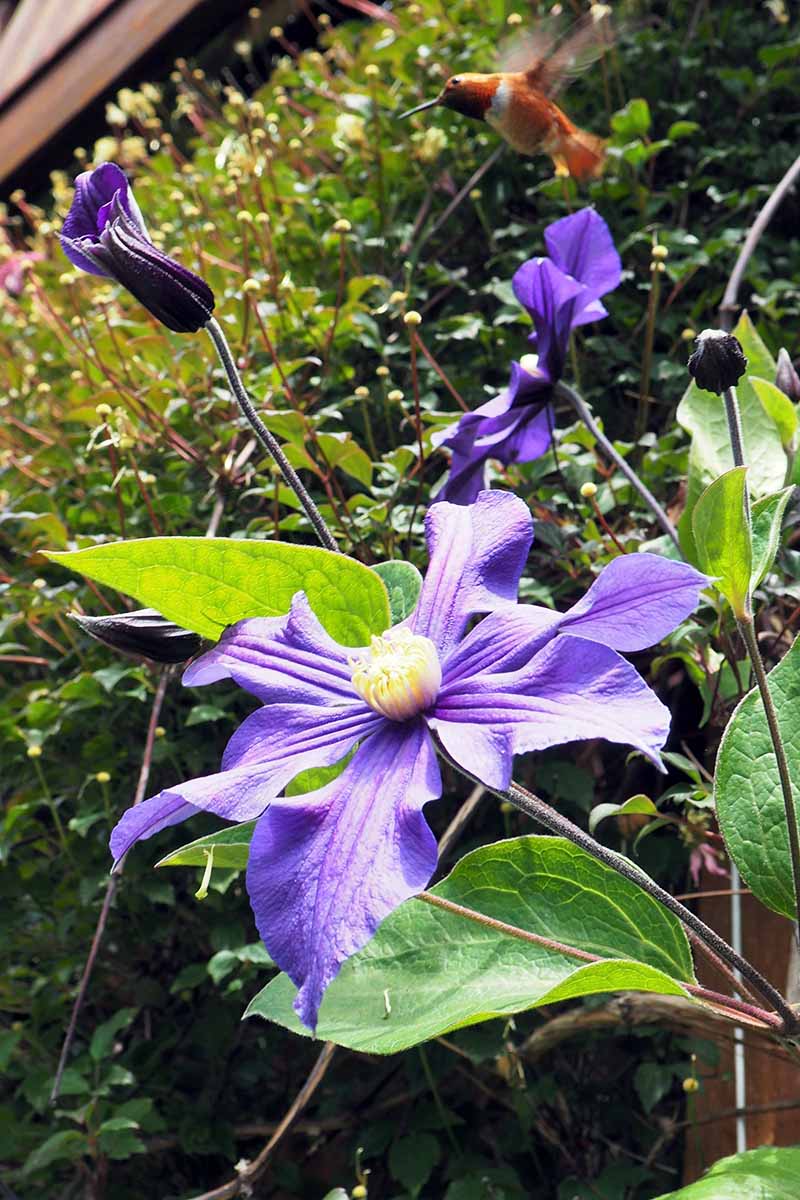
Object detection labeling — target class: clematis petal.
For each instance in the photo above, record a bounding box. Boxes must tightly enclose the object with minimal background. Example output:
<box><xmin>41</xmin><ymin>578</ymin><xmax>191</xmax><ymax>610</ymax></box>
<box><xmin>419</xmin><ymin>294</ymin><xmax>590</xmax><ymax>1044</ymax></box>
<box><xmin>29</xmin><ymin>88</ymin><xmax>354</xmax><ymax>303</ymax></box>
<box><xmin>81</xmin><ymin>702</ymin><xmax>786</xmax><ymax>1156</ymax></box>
<box><xmin>110</xmin><ymin>700</ymin><xmax>382</xmax><ymax>861</ymax></box>
<box><xmin>98</xmin><ymin>204</ymin><xmax>214</xmax><ymax>332</ymax></box>
<box><xmin>246</xmin><ymin>721</ymin><xmax>441</xmax><ymax>1031</ymax></box>
<box><xmin>410</xmin><ymin>491</ymin><xmax>532</xmax><ymax>655</ymax></box>
<box><xmin>556</xmin><ymin>554</ymin><xmax>709</xmax><ymax>650</ymax></box>
<box><xmin>512</xmin><ymin>257</ymin><xmax>584</xmax><ymax>378</ymax></box>
<box><xmin>184</xmin><ymin>593</ymin><xmax>356</xmax><ymax>706</ymax></box>
<box><xmin>441</xmin><ymin>606</ymin><xmax>562</xmax><ymax>683</ymax></box>
<box><xmin>431</xmin><ymin>633</ymin><xmax>671</xmax><ymax>785</ymax></box>
<box><xmin>434</xmin><ymin>401</ymin><xmax>553</xmax><ymax>506</ymax></box>
<box><xmin>60</xmin><ymin>164</ymin><xmax>145</xmax><ymax>274</ymax></box>
<box><xmin>544</xmin><ymin>207</ymin><xmax>622</xmax><ymax>299</ymax></box>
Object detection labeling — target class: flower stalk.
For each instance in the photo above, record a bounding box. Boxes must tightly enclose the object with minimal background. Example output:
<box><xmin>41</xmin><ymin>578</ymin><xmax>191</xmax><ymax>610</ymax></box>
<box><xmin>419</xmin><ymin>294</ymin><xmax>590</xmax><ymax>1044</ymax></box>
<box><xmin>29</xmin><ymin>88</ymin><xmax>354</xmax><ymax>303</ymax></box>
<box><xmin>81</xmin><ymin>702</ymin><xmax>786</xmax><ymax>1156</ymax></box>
<box><xmin>204</xmin><ymin>316</ymin><xmax>339</xmax><ymax>554</ymax></box>
<box><xmin>556</xmin><ymin>381</ymin><xmax>681</xmax><ymax>550</ymax></box>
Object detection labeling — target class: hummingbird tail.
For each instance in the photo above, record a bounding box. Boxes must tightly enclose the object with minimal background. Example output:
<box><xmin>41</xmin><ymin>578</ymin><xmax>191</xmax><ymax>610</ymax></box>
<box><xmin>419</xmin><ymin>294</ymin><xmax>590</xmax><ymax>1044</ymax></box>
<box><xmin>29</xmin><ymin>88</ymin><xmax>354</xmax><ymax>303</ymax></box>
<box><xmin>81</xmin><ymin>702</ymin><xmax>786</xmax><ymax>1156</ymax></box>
<box><xmin>555</xmin><ymin>127</ymin><xmax>606</xmax><ymax>182</ymax></box>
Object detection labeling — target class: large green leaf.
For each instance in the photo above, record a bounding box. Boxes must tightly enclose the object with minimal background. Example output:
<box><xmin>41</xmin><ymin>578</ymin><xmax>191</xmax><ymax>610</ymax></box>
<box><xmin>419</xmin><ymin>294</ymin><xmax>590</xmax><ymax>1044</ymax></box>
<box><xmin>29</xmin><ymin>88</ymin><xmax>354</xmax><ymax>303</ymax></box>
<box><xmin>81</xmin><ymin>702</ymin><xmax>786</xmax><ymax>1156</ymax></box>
<box><xmin>245</xmin><ymin>836</ymin><xmax>694</xmax><ymax>1053</ymax></box>
<box><xmin>715</xmin><ymin>634</ymin><xmax>800</xmax><ymax>919</ymax></box>
<box><xmin>46</xmin><ymin>538</ymin><xmax>390</xmax><ymax>646</ymax></box>
<box><xmin>653</xmin><ymin>1147</ymin><xmax>800</xmax><ymax>1199</ymax></box>
<box><xmin>751</xmin><ymin>487</ymin><xmax>794</xmax><ymax>588</ymax></box>
<box><xmin>678</xmin><ymin>313</ymin><xmax>784</xmax><ymax>561</ymax></box>
<box><xmin>692</xmin><ymin>467</ymin><xmax>751</xmax><ymax>616</ymax></box>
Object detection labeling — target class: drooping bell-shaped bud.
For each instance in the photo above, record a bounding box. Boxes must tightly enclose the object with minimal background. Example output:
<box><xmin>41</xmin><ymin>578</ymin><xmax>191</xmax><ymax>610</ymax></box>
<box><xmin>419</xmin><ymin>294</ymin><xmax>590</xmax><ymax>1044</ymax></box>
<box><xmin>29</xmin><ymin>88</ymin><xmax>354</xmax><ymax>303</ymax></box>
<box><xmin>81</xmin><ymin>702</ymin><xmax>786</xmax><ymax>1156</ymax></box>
<box><xmin>60</xmin><ymin>163</ymin><xmax>214</xmax><ymax>333</ymax></box>
<box><xmin>71</xmin><ymin>608</ymin><xmax>203</xmax><ymax>663</ymax></box>
<box><xmin>687</xmin><ymin>329</ymin><xmax>747</xmax><ymax>394</ymax></box>
<box><xmin>776</xmin><ymin>348</ymin><xmax>800</xmax><ymax>402</ymax></box>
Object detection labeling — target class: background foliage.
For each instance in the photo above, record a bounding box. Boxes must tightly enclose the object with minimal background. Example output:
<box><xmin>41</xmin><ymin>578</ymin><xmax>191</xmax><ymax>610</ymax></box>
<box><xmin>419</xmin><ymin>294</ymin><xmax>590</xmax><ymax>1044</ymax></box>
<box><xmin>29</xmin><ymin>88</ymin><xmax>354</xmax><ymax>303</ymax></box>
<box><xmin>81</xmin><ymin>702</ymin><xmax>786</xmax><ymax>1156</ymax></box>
<box><xmin>2</xmin><ymin>0</ymin><xmax>800</xmax><ymax>1196</ymax></box>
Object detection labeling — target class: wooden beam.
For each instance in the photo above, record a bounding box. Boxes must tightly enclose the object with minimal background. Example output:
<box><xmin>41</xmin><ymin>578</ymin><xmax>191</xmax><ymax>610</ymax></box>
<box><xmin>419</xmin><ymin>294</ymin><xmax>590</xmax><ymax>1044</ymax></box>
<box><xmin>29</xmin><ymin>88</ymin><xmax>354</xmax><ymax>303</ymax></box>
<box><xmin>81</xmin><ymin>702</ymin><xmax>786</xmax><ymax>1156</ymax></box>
<box><xmin>0</xmin><ymin>0</ymin><xmax>203</xmax><ymax>185</ymax></box>
<box><xmin>0</xmin><ymin>0</ymin><xmax>115</xmax><ymax>107</ymax></box>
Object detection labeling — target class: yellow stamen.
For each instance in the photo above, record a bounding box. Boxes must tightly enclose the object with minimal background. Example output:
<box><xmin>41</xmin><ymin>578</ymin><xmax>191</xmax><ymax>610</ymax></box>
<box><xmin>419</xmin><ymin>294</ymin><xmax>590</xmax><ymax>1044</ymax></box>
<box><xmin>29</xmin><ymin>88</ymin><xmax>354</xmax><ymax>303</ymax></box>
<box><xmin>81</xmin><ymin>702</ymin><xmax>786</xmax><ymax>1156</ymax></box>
<box><xmin>350</xmin><ymin>628</ymin><xmax>441</xmax><ymax>722</ymax></box>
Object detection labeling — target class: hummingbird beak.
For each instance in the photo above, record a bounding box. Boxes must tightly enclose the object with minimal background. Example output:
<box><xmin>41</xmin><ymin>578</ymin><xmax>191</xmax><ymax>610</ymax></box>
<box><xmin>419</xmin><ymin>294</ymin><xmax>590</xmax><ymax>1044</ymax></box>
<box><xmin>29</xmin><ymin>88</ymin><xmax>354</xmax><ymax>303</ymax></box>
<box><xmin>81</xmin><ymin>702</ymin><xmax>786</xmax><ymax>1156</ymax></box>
<box><xmin>397</xmin><ymin>95</ymin><xmax>442</xmax><ymax>120</ymax></box>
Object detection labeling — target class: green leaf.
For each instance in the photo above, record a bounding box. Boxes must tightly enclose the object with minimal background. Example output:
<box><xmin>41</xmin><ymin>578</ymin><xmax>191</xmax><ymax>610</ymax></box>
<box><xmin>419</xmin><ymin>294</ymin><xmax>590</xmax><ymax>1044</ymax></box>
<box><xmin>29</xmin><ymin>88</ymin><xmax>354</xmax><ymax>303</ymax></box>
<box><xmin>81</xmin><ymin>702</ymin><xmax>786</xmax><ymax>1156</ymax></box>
<box><xmin>610</xmin><ymin>97</ymin><xmax>651</xmax><ymax>139</ymax></box>
<box><xmin>692</xmin><ymin>467</ymin><xmax>752</xmax><ymax>616</ymax></box>
<box><xmin>677</xmin><ymin>313</ymin><xmax>784</xmax><ymax>561</ymax></box>
<box><xmin>373</xmin><ymin>560</ymin><xmax>423</xmax><ymax>624</ymax></box>
<box><xmin>750</xmin><ymin>377</ymin><xmax>798</xmax><ymax>450</ymax></box>
<box><xmin>751</xmin><ymin>487</ymin><xmax>794</xmax><ymax>588</ymax></box>
<box><xmin>45</xmin><ymin>538</ymin><xmax>390</xmax><ymax>646</ymax></box>
<box><xmin>90</xmin><ymin>1006</ymin><xmax>138</xmax><ymax>1062</ymax></box>
<box><xmin>246</xmin><ymin>836</ymin><xmax>694</xmax><ymax>1053</ymax></box>
<box><xmin>715</xmin><ymin>634</ymin><xmax>800</xmax><ymax>919</ymax></box>
<box><xmin>156</xmin><ymin>821</ymin><xmax>257</xmax><ymax>870</ymax></box>
<box><xmin>23</xmin><ymin>1130</ymin><xmax>88</xmax><ymax>1174</ymax></box>
<box><xmin>316</xmin><ymin>432</ymin><xmax>373</xmax><ymax>488</ymax></box>
<box><xmin>667</xmin><ymin>120</ymin><xmax>700</xmax><ymax>139</ymax></box>
<box><xmin>588</xmin><ymin>795</ymin><xmax>658</xmax><ymax>834</ymax></box>
<box><xmin>389</xmin><ymin>1133</ymin><xmax>440</xmax><ymax>1197</ymax></box>
<box><xmin>653</xmin><ymin>1147</ymin><xmax>800</xmax><ymax>1199</ymax></box>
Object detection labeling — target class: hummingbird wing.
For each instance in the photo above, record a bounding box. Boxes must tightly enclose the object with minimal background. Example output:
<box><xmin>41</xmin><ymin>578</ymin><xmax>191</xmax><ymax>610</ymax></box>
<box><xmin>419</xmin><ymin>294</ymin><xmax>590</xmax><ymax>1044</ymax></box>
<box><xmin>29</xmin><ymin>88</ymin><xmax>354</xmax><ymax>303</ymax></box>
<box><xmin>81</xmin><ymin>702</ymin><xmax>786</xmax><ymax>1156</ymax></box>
<box><xmin>498</xmin><ymin>10</ymin><xmax>614</xmax><ymax>98</ymax></box>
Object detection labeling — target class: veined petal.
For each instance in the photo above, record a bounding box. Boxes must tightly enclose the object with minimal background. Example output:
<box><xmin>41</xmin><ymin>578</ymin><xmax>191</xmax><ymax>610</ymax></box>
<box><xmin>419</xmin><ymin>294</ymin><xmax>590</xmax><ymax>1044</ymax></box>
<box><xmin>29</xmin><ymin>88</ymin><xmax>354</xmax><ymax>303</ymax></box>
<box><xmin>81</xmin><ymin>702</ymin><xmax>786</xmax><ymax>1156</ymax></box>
<box><xmin>60</xmin><ymin>164</ymin><xmax>146</xmax><ymax>275</ymax></box>
<box><xmin>434</xmin><ymin>403</ymin><xmax>552</xmax><ymax>506</ymax></box>
<box><xmin>109</xmin><ymin>795</ymin><xmax>200</xmax><ymax>862</ymax></box>
<box><xmin>513</xmin><ymin>257</ymin><xmax>583</xmax><ymax>378</ymax></box>
<box><xmin>441</xmin><ymin>606</ymin><xmax>562</xmax><ymax>683</ymax></box>
<box><xmin>110</xmin><ymin>700</ymin><xmax>381</xmax><ymax>862</ymax></box>
<box><xmin>544</xmin><ymin>208</ymin><xmax>622</xmax><ymax>299</ymax></box>
<box><xmin>184</xmin><ymin>593</ymin><xmax>356</xmax><ymax>706</ymax></box>
<box><xmin>431</xmin><ymin>634</ymin><xmax>670</xmax><ymax>785</ymax></box>
<box><xmin>557</xmin><ymin>554</ymin><xmax>708</xmax><ymax>650</ymax></box>
<box><xmin>410</xmin><ymin>491</ymin><xmax>532</xmax><ymax>656</ymax></box>
<box><xmin>246</xmin><ymin>721</ymin><xmax>441</xmax><ymax>1031</ymax></box>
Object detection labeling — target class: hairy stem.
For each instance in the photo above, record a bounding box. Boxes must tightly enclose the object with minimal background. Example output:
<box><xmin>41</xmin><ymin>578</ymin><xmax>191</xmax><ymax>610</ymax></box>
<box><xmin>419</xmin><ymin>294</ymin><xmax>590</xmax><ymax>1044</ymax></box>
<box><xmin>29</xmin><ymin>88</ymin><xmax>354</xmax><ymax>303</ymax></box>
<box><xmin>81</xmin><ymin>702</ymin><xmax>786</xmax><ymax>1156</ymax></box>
<box><xmin>719</xmin><ymin>153</ymin><xmax>800</xmax><ymax>331</ymax></box>
<box><xmin>555</xmin><ymin>381</ymin><xmax>681</xmax><ymax>550</ymax></box>
<box><xmin>205</xmin><ymin>317</ymin><xmax>339</xmax><ymax>554</ymax></box>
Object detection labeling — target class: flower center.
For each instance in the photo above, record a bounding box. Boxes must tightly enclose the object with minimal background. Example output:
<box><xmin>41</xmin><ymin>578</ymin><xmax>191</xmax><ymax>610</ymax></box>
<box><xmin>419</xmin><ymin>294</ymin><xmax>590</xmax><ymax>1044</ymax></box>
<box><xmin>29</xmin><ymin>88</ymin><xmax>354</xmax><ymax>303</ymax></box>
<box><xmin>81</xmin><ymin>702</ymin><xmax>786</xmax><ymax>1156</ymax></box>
<box><xmin>350</xmin><ymin>628</ymin><xmax>441</xmax><ymax>721</ymax></box>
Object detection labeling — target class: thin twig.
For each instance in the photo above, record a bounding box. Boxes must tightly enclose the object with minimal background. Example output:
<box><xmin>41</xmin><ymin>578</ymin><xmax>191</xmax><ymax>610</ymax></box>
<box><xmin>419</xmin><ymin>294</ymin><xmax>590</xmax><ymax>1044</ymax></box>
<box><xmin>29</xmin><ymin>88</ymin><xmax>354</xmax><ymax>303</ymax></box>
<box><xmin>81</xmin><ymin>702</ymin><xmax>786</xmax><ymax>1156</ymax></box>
<box><xmin>556</xmin><ymin>381</ymin><xmax>681</xmax><ymax>549</ymax></box>
<box><xmin>719</xmin><ymin>153</ymin><xmax>800</xmax><ymax>330</ymax></box>
<box><xmin>50</xmin><ymin>670</ymin><xmax>170</xmax><ymax>1103</ymax></box>
<box><xmin>186</xmin><ymin>1041</ymin><xmax>336</xmax><ymax>1200</ymax></box>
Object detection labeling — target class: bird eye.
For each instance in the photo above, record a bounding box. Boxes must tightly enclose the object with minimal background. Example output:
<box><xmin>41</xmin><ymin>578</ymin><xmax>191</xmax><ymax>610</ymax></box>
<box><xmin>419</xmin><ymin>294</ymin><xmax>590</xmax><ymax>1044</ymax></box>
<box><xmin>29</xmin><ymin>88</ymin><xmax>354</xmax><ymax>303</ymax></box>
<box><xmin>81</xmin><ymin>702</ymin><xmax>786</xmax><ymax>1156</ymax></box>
<box><xmin>449</xmin><ymin>76</ymin><xmax>461</xmax><ymax>87</ymax></box>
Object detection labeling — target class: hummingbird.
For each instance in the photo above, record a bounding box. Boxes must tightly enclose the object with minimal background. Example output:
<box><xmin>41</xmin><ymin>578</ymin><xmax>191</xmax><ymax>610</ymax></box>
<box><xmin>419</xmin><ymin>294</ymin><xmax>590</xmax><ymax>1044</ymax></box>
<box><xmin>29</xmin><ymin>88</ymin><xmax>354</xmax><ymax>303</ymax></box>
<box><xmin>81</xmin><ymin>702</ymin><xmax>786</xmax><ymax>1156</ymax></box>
<box><xmin>399</xmin><ymin>11</ymin><xmax>612</xmax><ymax>182</ymax></box>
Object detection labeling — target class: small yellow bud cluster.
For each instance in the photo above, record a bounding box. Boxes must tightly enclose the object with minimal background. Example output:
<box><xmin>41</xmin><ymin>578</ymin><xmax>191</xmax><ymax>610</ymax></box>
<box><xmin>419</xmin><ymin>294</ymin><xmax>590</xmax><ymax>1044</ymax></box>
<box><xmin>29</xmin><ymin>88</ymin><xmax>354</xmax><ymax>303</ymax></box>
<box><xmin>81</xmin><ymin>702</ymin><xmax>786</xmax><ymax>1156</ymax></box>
<box><xmin>96</xmin><ymin>771</ymin><xmax>111</xmax><ymax>784</ymax></box>
<box><xmin>365</xmin><ymin>64</ymin><xmax>380</xmax><ymax>79</ymax></box>
<box><xmin>332</xmin><ymin>218</ymin><xmax>352</xmax><ymax>233</ymax></box>
<box><xmin>354</xmin><ymin>386</ymin><xmax>370</xmax><ymax>398</ymax></box>
<box><xmin>403</xmin><ymin>310</ymin><xmax>422</xmax><ymax>327</ymax></box>
<box><xmin>580</xmin><ymin>481</ymin><xmax>598</xmax><ymax>499</ymax></box>
<box><xmin>376</xmin><ymin>365</ymin><xmax>390</xmax><ymax>378</ymax></box>
<box><xmin>387</xmin><ymin>389</ymin><xmax>404</xmax><ymax>403</ymax></box>
<box><xmin>27</xmin><ymin>745</ymin><xmax>42</xmax><ymax>759</ymax></box>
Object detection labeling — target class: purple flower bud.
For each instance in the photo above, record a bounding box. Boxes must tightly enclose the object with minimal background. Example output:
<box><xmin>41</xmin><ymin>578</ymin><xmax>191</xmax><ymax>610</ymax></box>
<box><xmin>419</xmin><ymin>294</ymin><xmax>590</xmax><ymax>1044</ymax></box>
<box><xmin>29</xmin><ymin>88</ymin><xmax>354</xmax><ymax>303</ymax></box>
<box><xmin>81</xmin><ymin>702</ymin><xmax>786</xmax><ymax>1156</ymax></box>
<box><xmin>60</xmin><ymin>163</ymin><xmax>214</xmax><ymax>333</ymax></box>
<box><xmin>687</xmin><ymin>329</ymin><xmax>747</xmax><ymax>394</ymax></box>
<box><xmin>776</xmin><ymin>348</ymin><xmax>800</xmax><ymax>402</ymax></box>
<box><xmin>71</xmin><ymin>608</ymin><xmax>202</xmax><ymax>663</ymax></box>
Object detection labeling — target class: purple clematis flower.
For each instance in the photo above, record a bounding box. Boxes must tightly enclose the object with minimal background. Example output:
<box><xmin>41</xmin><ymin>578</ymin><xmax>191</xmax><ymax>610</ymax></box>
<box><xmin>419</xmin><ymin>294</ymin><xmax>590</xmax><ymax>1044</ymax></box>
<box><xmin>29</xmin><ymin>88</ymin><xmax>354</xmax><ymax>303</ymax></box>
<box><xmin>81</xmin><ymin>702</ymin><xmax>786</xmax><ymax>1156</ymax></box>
<box><xmin>60</xmin><ymin>162</ymin><xmax>214</xmax><ymax>333</ymax></box>
<box><xmin>435</xmin><ymin>207</ymin><xmax>621</xmax><ymax>504</ymax></box>
<box><xmin>110</xmin><ymin>492</ymin><xmax>705</xmax><ymax>1031</ymax></box>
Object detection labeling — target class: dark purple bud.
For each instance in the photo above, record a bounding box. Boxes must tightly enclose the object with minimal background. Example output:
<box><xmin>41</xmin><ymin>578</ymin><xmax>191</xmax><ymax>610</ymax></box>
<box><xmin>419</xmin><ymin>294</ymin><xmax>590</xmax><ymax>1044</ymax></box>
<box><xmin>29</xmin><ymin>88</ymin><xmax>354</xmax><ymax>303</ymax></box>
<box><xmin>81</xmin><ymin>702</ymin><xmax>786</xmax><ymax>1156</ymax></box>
<box><xmin>687</xmin><ymin>329</ymin><xmax>747</xmax><ymax>394</ymax></box>
<box><xmin>776</xmin><ymin>348</ymin><xmax>800</xmax><ymax>402</ymax></box>
<box><xmin>71</xmin><ymin>608</ymin><xmax>203</xmax><ymax>663</ymax></box>
<box><xmin>60</xmin><ymin>163</ymin><xmax>214</xmax><ymax>333</ymax></box>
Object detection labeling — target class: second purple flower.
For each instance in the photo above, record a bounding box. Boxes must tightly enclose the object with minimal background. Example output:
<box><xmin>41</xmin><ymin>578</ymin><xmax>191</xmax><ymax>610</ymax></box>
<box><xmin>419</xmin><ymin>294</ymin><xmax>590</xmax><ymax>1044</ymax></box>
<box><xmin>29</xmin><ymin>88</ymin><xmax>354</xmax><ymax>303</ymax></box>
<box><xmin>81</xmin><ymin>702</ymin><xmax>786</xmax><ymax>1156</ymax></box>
<box><xmin>435</xmin><ymin>207</ymin><xmax>621</xmax><ymax>504</ymax></box>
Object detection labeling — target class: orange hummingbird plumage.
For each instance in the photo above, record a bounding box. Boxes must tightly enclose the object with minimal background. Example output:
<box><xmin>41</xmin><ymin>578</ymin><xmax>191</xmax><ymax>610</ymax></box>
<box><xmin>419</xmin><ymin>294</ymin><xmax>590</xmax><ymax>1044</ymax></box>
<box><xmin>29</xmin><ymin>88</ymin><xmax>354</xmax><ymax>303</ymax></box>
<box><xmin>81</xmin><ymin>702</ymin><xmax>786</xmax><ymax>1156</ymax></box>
<box><xmin>399</xmin><ymin>11</ymin><xmax>612</xmax><ymax>182</ymax></box>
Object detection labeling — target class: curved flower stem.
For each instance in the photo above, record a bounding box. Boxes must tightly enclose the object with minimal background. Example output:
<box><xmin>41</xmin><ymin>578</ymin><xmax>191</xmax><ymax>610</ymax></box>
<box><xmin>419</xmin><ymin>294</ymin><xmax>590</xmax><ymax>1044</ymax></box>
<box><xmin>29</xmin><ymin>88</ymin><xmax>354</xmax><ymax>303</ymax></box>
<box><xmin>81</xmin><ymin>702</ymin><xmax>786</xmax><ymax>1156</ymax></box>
<box><xmin>417</xmin><ymin>892</ymin><xmax>781</xmax><ymax>1030</ymax></box>
<box><xmin>555</xmin><ymin>381</ymin><xmax>681</xmax><ymax>551</ymax></box>
<box><xmin>722</xmin><ymin>382</ymin><xmax>800</xmax><ymax>932</ymax></box>
<box><xmin>205</xmin><ymin>317</ymin><xmax>339</xmax><ymax>554</ymax></box>
<box><xmin>719</xmin><ymin>153</ymin><xmax>800</xmax><ymax>331</ymax></box>
<box><xmin>433</xmin><ymin>741</ymin><xmax>798</xmax><ymax>1031</ymax></box>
